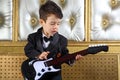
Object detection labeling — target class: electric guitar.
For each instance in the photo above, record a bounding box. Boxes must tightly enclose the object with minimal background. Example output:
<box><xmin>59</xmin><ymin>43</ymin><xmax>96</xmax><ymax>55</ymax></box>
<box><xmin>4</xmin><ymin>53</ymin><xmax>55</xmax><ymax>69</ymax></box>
<box><xmin>21</xmin><ymin>45</ymin><xmax>108</xmax><ymax>80</ymax></box>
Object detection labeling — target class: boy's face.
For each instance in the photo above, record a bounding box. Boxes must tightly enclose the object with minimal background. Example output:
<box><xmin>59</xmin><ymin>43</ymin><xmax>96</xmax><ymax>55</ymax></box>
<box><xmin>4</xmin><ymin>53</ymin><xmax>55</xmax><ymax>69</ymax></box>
<box><xmin>40</xmin><ymin>14</ymin><xmax>61</xmax><ymax>37</ymax></box>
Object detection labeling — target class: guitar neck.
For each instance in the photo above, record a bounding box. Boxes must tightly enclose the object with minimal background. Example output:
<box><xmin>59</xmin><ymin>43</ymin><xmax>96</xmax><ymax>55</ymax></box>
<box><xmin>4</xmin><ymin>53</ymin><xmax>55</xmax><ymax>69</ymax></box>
<box><xmin>45</xmin><ymin>49</ymin><xmax>88</xmax><ymax>66</ymax></box>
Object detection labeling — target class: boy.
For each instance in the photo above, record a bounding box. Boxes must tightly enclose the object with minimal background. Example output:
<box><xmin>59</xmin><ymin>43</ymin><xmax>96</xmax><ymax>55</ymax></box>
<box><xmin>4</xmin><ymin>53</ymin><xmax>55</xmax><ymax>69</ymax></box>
<box><xmin>22</xmin><ymin>0</ymin><xmax>81</xmax><ymax>80</ymax></box>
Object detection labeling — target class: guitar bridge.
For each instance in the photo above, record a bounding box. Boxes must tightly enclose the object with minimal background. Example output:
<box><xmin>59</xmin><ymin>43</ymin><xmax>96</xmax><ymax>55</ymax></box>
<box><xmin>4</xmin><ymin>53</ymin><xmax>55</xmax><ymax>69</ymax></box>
<box><xmin>28</xmin><ymin>60</ymin><xmax>36</xmax><ymax>65</ymax></box>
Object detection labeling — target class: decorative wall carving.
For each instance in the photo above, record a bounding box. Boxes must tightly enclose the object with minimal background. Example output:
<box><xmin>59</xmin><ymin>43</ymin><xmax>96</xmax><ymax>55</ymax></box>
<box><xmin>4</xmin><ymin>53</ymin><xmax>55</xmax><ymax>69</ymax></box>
<box><xmin>91</xmin><ymin>0</ymin><xmax>120</xmax><ymax>40</ymax></box>
<box><xmin>1</xmin><ymin>0</ymin><xmax>120</xmax><ymax>42</ymax></box>
<box><xmin>19</xmin><ymin>0</ymin><xmax>40</xmax><ymax>40</ymax></box>
<box><xmin>0</xmin><ymin>0</ymin><xmax>12</xmax><ymax>40</ymax></box>
<box><xmin>58</xmin><ymin>0</ymin><xmax>85</xmax><ymax>41</ymax></box>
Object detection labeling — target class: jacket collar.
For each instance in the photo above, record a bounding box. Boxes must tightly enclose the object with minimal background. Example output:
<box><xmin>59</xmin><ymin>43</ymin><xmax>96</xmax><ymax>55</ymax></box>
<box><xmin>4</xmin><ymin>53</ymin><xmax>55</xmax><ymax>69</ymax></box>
<box><xmin>36</xmin><ymin>27</ymin><xmax>60</xmax><ymax>52</ymax></box>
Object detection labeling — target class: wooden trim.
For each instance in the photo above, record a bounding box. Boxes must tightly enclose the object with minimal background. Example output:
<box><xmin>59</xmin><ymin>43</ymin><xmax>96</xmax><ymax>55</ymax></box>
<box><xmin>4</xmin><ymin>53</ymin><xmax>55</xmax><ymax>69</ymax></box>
<box><xmin>0</xmin><ymin>41</ymin><xmax>26</xmax><ymax>47</ymax></box>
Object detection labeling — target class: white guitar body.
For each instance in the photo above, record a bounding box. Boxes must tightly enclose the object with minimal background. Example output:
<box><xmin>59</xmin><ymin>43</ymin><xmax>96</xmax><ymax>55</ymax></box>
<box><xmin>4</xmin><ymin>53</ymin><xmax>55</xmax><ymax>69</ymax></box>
<box><xmin>31</xmin><ymin>58</ymin><xmax>60</xmax><ymax>80</ymax></box>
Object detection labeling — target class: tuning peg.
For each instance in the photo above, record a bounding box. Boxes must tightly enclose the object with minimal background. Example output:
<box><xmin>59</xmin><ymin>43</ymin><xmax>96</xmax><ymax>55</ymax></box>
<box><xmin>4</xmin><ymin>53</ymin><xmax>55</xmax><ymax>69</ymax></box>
<box><xmin>89</xmin><ymin>44</ymin><xmax>98</xmax><ymax>47</ymax></box>
<box><xmin>89</xmin><ymin>44</ymin><xmax>107</xmax><ymax>47</ymax></box>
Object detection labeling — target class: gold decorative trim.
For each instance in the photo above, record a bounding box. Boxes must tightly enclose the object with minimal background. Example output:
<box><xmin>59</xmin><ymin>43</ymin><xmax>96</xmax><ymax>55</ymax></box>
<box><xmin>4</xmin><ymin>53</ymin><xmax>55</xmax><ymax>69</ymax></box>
<box><xmin>1</xmin><ymin>40</ymin><xmax>120</xmax><ymax>47</ymax></box>
<box><xmin>85</xmin><ymin>0</ymin><xmax>91</xmax><ymax>41</ymax></box>
<box><xmin>12</xmin><ymin>0</ymin><xmax>19</xmax><ymax>42</ymax></box>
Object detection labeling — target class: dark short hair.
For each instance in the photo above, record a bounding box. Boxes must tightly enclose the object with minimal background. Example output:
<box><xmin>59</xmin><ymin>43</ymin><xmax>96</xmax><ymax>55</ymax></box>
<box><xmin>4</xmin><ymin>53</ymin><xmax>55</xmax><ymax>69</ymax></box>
<box><xmin>39</xmin><ymin>0</ymin><xmax>63</xmax><ymax>21</ymax></box>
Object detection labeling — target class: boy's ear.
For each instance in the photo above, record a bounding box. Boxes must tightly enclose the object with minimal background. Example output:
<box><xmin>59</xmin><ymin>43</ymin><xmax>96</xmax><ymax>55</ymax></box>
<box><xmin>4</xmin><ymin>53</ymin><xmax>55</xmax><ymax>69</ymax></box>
<box><xmin>39</xmin><ymin>19</ymin><xmax>45</xmax><ymax>25</ymax></box>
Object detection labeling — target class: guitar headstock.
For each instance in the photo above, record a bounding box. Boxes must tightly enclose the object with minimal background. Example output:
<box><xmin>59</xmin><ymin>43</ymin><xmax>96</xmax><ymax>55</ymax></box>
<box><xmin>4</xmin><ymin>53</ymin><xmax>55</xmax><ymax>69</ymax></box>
<box><xmin>87</xmin><ymin>44</ymin><xmax>109</xmax><ymax>54</ymax></box>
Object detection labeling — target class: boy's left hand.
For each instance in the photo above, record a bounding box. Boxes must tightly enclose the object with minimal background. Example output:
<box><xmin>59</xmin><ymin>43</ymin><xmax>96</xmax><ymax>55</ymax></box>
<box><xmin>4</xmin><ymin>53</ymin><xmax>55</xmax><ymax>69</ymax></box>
<box><xmin>75</xmin><ymin>55</ymin><xmax>83</xmax><ymax>60</ymax></box>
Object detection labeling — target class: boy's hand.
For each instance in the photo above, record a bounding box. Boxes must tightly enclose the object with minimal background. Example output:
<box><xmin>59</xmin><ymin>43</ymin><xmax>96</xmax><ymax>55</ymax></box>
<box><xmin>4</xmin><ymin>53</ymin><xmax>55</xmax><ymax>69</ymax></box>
<box><xmin>38</xmin><ymin>51</ymin><xmax>50</xmax><ymax>60</ymax></box>
<box><xmin>75</xmin><ymin>55</ymin><xmax>83</xmax><ymax>60</ymax></box>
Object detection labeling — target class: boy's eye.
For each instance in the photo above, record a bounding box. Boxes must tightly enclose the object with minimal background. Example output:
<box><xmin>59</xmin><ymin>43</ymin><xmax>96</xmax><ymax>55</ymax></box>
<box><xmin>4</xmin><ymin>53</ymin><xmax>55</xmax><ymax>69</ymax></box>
<box><xmin>57</xmin><ymin>23</ymin><xmax>60</xmax><ymax>26</ymax></box>
<box><xmin>50</xmin><ymin>22</ymin><xmax>60</xmax><ymax>25</ymax></box>
<box><xmin>57</xmin><ymin>23</ymin><xmax>60</xmax><ymax>25</ymax></box>
<box><xmin>50</xmin><ymin>23</ymin><xmax>55</xmax><ymax>25</ymax></box>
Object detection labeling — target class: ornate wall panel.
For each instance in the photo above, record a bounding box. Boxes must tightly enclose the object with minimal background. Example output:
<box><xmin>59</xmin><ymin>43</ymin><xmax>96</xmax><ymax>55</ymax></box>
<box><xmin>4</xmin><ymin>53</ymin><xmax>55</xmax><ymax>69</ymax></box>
<box><xmin>91</xmin><ymin>0</ymin><xmax>120</xmax><ymax>40</ymax></box>
<box><xmin>56</xmin><ymin>0</ymin><xmax>85</xmax><ymax>41</ymax></box>
<box><xmin>19</xmin><ymin>0</ymin><xmax>85</xmax><ymax>41</ymax></box>
<box><xmin>19</xmin><ymin>0</ymin><xmax>40</xmax><ymax>40</ymax></box>
<box><xmin>0</xmin><ymin>0</ymin><xmax>12</xmax><ymax>40</ymax></box>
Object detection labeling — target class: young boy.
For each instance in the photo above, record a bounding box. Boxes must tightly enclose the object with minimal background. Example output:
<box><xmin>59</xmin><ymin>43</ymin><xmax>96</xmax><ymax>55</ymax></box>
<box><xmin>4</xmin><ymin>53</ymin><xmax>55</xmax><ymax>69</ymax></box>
<box><xmin>22</xmin><ymin>1</ymin><xmax>81</xmax><ymax>80</ymax></box>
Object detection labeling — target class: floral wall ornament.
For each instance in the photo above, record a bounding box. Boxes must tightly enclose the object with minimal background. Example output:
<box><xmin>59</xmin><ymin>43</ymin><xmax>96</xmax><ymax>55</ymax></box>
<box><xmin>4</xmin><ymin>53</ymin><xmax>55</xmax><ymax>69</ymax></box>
<box><xmin>109</xmin><ymin>0</ymin><xmax>120</xmax><ymax>9</ymax></box>
<box><xmin>101</xmin><ymin>14</ymin><xmax>112</xmax><ymax>30</ymax></box>
<box><xmin>0</xmin><ymin>0</ymin><xmax>12</xmax><ymax>40</ymax></box>
<box><xmin>40</xmin><ymin>0</ymin><xmax>47</xmax><ymax>5</ymax></box>
<box><xmin>69</xmin><ymin>14</ymin><xmax>76</xmax><ymax>30</ymax></box>
<box><xmin>0</xmin><ymin>13</ymin><xmax>5</xmax><ymax>28</ymax></box>
<box><xmin>59</xmin><ymin>0</ymin><xmax>67</xmax><ymax>8</ymax></box>
<box><xmin>30</xmin><ymin>13</ymin><xmax>39</xmax><ymax>29</ymax></box>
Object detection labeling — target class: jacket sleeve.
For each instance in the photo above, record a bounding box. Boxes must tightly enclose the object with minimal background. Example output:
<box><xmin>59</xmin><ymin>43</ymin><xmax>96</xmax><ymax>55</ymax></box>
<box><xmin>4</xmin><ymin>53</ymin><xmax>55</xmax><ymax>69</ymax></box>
<box><xmin>24</xmin><ymin>34</ymin><xmax>42</xmax><ymax>58</ymax></box>
<box><xmin>59</xmin><ymin>35</ymin><xmax>75</xmax><ymax>65</ymax></box>
<box><xmin>59</xmin><ymin>35</ymin><xmax>69</xmax><ymax>56</ymax></box>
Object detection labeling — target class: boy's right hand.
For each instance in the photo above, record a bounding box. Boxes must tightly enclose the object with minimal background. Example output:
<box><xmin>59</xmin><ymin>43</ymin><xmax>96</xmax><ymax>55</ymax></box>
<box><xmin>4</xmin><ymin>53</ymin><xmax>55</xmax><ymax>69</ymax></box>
<box><xmin>38</xmin><ymin>51</ymin><xmax>50</xmax><ymax>60</ymax></box>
